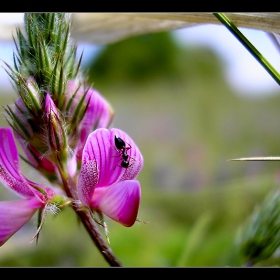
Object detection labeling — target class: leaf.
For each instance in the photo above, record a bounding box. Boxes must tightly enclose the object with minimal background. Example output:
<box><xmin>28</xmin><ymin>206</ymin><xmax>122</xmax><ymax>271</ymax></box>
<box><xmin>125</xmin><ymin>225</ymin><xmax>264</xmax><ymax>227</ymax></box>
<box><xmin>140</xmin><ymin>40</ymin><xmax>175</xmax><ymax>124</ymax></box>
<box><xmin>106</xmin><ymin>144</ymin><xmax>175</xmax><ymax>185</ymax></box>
<box><xmin>176</xmin><ymin>211</ymin><xmax>213</xmax><ymax>266</ymax></box>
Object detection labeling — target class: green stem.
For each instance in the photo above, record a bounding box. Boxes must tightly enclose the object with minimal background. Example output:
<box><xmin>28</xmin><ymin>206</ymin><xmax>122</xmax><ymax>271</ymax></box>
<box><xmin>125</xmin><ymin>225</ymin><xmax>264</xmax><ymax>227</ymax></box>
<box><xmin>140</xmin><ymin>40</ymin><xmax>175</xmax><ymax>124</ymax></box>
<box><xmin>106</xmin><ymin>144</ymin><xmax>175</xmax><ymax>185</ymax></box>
<box><xmin>55</xmin><ymin>154</ymin><xmax>122</xmax><ymax>267</ymax></box>
<box><xmin>213</xmin><ymin>13</ymin><xmax>280</xmax><ymax>87</ymax></box>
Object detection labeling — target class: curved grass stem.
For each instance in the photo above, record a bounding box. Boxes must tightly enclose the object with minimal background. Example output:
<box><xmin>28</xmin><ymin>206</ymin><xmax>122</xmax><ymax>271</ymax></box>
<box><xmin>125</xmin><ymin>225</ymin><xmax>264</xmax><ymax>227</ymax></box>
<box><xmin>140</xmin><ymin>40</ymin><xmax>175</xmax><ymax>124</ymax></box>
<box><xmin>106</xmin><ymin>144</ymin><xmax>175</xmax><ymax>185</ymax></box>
<box><xmin>213</xmin><ymin>13</ymin><xmax>280</xmax><ymax>87</ymax></box>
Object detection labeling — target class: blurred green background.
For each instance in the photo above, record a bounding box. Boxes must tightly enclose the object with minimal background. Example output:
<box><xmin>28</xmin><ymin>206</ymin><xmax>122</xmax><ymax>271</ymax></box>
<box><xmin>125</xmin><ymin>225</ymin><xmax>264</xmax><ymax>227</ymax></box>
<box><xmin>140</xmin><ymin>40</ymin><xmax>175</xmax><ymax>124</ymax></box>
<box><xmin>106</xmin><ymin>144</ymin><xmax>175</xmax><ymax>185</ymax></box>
<box><xmin>1</xmin><ymin>31</ymin><xmax>280</xmax><ymax>267</ymax></box>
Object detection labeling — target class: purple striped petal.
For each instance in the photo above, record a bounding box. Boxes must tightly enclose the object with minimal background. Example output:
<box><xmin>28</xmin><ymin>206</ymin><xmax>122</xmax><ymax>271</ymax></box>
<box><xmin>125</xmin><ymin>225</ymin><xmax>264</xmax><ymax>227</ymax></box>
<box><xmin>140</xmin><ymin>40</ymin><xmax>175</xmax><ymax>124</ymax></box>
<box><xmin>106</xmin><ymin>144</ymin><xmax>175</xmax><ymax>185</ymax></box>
<box><xmin>110</xmin><ymin>128</ymin><xmax>144</xmax><ymax>182</ymax></box>
<box><xmin>77</xmin><ymin>128</ymin><xmax>143</xmax><ymax>206</ymax></box>
<box><xmin>95</xmin><ymin>180</ymin><xmax>141</xmax><ymax>227</ymax></box>
<box><xmin>81</xmin><ymin>88</ymin><xmax>114</xmax><ymax>132</ymax></box>
<box><xmin>0</xmin><ymin>128</ymin><xmax>54</xmax><ymax>202</ymax></box>
<box><xmin>0</xmin><ymin>127</ymin><xmax>34</xmax><ymax>198</ymax></box>
<box><xmin>0</xmin><ymin>197</ymin><xmax>43</xmax><ymax>246</ymax></box>
<box><xmin>16</xmin><ymin>136</ymin><xmax>57</xmax><ymax>174</ymax></box>
<box><xmin>72</xmin><ymin>86</ymin><xmax>114</xmax><ymax>161</ymax></box>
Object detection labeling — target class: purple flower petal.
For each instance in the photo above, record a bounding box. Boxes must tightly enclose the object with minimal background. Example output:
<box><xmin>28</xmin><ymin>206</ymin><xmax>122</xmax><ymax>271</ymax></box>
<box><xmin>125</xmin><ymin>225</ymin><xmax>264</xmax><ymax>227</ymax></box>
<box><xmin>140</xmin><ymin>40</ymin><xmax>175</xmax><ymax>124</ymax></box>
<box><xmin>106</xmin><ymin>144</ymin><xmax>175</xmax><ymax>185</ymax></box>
<box><xmin>67</xmin><ymin>152</ymin><xmax>78</xmax><ymax>178</ymax></box>
<box><xmin>16</xmin><ymin>136</ymin><xmax>57</xmax><ymax>174</ymax></box>
<box><xmin>45</xmin><ymin>93</ymin><xmax>58</xmax><ymax>115</ymax></box>
<box><xmin>45</xmin><ymin>93</ymin><xmax>66</xmax><ymax>152</ymax></box>
<box><xmin>77</xmin><ymin>157</ymin><xmax>99</xmax><ymax>206</ymax></box>
<box><xmin>81</xmin><ymin>88</ymin><xmax>114</xmax><ymax>131</ymax></box>
<box><xmin>0</xmin><ymin>127</ymin><xmax>34</xmax><ymax>198</ymax></box>
<box><xmin>87</xmin><ymin>128</ymin><xmax>143</xmax><ymax>185</ymax></box>
<box><xmin>110</xmin><ymin>128</ymin><xmax>144</xmax><ymax>182</ymax></box>
<box><xmin>0</xmin><ymin>127</ymin><xmax>54</xmax><ymax>202</ymax></box>
<box><xmin>78</xmin><ymin>128</ymin><xmax>143</xmax><ymax>206</ymax></box>
<box><xmin>72</xmin><ymin>86</ymin><xmax>114</xmax><ymax>161</ymax></box>
<box><xmin>0</xmin><ymin>197</ymin><xmax>43</xmax><ymax>246</ymax></box>
<box><xmin>83</xmin><ymin>128</ymin><xmax>124</xmax><ymax>186</ymax></box>
<box><xmin>95</xmin><ymin>180</ymin><xmax>141</xmax><ymax>227</ymax></box>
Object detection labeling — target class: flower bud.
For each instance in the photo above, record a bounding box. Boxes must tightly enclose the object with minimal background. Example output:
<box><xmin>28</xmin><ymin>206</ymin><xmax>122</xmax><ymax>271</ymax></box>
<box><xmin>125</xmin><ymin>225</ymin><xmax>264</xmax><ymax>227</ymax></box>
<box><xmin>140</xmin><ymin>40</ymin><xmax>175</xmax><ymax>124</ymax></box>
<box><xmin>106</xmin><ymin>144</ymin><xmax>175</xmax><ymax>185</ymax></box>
<box><xmin>64</xmin><ymin>79</ymin><xmax>114</xmax><ymax>163</ymax></box>
<box><xmin>45</xmin><ymin>93</ymin><xmax>68</xmax><ymax>161</ymax></box>
<box><xmin>5</xmin><ymin>77</ymin><xmax>42</xmax><ymax>141</ymax></box>
<box><xmin>16</xmin><ymin>135</ymin><xmax>59</xmax><ymax>182</ymax></box>
<box><xmin>237</xmin><ymin>190</ymin><xmax>280</xmax><ymax>266</ymax></box>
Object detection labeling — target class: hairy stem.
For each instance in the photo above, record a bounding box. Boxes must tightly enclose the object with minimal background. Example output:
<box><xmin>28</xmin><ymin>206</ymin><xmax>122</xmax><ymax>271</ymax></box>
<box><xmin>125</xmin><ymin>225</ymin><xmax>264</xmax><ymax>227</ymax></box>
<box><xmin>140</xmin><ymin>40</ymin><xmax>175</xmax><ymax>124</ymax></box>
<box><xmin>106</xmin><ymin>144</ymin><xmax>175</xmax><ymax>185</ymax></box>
<box><xmin>56</xmin><ymin>155</ymin><xmax>122</xmax><ymax>267</ymax></box>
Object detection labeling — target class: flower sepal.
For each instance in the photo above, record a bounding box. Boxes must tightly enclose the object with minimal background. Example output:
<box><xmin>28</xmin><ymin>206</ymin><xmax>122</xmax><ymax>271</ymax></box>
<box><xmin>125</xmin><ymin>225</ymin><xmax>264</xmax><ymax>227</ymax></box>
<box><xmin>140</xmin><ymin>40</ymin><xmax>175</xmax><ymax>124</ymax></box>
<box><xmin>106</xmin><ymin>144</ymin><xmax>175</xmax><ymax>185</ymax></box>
<box><xmin>29</xmin><ymin>193</ymin><xmax>71</xmax><ymax>244</ymax></box>
<box><xmin>45</xmin><ymin>94</ymin><xmax>68</xmax><ymax>162</ymax></box>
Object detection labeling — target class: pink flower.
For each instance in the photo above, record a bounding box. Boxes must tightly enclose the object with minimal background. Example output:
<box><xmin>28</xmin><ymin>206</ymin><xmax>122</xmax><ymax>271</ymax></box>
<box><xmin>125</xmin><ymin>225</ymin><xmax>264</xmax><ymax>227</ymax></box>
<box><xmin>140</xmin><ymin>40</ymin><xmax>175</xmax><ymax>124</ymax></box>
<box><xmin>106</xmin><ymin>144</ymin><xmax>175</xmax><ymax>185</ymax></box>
<box><xmin>77</xmin><ymin>128</ymin><xmax>144</xmax><ymax>227</ymax></box>
<box><xmin>13</xmin><ymin>93</ymin><xmax>61</xmax><ymax>182</ymax></box>
<box><xmin>65</xmin><ymin>80</ymin><xmax>114</xmax><ymax>162</ymax></box>
<box><xmin>0</xmin><ymin>127</ymin><xmax>57</xmax><ymax>246</ymax></box>
<box><xmin>15</xmin><ymin>138</ymin><xmax>58</xmax><ymax>181</ymax></box>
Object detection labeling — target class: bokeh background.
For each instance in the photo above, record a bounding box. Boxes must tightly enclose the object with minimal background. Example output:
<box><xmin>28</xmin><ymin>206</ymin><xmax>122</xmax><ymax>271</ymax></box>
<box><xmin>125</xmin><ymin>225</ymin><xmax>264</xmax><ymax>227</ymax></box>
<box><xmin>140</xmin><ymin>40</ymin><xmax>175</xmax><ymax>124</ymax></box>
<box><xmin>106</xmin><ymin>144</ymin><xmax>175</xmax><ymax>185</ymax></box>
<box><xmin>0</xmin><ymin>15</ymin><xmax>280</xmax><ymax>267</ymax></box>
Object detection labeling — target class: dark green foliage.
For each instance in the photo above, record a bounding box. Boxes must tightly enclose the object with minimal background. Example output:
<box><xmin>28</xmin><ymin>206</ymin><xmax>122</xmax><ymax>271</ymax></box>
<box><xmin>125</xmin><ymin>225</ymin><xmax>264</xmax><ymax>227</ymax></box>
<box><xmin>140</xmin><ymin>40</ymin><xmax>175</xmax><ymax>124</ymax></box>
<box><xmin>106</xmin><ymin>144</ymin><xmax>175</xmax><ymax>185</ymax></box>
<box><xmin>87</xmin><ymin>32</ymin><xmax>223</xmax><ymax>85</ymax></box>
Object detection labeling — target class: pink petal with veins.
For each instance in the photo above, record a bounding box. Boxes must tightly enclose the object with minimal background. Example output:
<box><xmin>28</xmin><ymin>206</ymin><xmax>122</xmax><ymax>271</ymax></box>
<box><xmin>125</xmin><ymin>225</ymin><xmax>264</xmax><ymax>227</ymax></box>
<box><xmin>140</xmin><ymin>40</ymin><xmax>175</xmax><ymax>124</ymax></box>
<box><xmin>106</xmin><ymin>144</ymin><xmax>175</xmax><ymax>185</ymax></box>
<box><xmin>0</xmin><ymin>128</ymin><xmax>53</xmax><ymax>202</ymax></box>
<box><xmin>16</xmin><ymin>136</ymin><xmax>57</xmax><ymax>174</ymax></box>
<box><xmin>0</xmin><ymin>127</ymin><xmax>34</xmax><ymax>198</ymax></box>
<box><xmin>73</xmin><ymin>87</ymin><xmax>114</xmax><ymax>161</ymax></box>
<box><xmin>95</xmin><ymin>180</ymin><xmax>141</xmax><ymax>227</ymax></box>
<box><xmin>0</xmin><ymin>197</ymin><xmax>43</xmax><ymax>246</ymax></box>
<box><xmin>78</xmin><ymin>128</ymin><xmax>143</xmax><ymax>206</ymax></box>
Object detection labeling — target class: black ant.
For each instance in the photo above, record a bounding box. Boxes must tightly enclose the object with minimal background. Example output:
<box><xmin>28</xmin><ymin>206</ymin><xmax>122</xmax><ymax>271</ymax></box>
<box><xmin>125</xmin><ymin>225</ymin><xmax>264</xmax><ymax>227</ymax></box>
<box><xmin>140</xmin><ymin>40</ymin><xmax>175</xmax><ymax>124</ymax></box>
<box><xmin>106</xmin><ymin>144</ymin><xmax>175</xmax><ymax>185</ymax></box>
<box><xmin>113</xmin><ymin>135</ymin><xmax>135</xmax><ymax>169</ymax></box>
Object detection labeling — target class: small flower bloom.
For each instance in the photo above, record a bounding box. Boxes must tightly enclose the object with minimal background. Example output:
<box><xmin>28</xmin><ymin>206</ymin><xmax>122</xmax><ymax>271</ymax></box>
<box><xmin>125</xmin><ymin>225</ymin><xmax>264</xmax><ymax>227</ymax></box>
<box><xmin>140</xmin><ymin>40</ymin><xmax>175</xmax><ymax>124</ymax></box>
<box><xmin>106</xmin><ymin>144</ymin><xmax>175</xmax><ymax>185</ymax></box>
<box><xmin>77</xmin><ymin>128</ymin><xmax>144</xmax><ymax>227</ymax></box>
<box><xmin>0</xmin><ymin>127</ymin><xmax>62</xmax><ymax>246</ymax></box>
<box><xmin>15</xmin><ymin>137</ymin><xmax>59</xmax><ymax>182</ymax></box>
<box><xmin>65</xmin><ymin>80</ymin><xmax>114</xmax><ymax>157</ymax></box>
